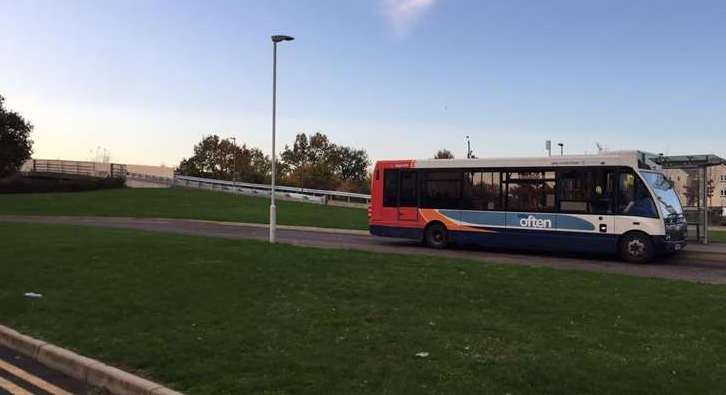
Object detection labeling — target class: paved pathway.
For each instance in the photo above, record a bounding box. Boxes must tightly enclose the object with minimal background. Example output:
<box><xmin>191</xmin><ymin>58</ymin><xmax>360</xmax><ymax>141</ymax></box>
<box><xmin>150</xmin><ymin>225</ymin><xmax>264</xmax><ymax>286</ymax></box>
<box><xmin>2</xmin><ymin>215</ymin><xmax>726</xmax><ymax>284</ymax></box>
<box><xmin>0</xmin><ymin>345</ymin><xmax>94</xmax><ymax>395</ymax></box>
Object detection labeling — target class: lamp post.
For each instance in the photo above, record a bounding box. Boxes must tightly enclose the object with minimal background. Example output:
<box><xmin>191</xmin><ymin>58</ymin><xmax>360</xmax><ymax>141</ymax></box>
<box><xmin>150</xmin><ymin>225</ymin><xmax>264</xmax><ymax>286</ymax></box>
<box><xmin>270</xmin><ymin>34</ymin><xmax>294</xmax><ymax>244</ymax></box>
<box><xmin>230</xmin><ymin>136</ymin><xmax>237</xmax><ymax>184</ymax></box>
<box><xmin>558</xmin><ymin>143</ymin><xmax>564</xmax><ymax>156</ymax></box>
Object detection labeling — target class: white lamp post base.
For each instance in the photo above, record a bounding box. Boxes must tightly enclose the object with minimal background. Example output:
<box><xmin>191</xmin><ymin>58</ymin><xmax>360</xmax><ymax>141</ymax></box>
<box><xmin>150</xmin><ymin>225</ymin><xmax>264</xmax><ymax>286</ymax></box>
<box><xmin>269</xmin><ymin>203</ymin><xmax>277</xmax><ymax>243</ymax></box>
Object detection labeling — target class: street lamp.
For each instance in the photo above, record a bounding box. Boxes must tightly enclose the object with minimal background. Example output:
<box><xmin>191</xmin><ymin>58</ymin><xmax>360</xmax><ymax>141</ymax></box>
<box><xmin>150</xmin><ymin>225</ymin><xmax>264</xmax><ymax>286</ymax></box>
<box><xmin>558</xmin><ymin>143</ymin><xmax>564</xmax><ymax>156</ymax></box>
<box><xmin>270</xmin><ymin>34</ymin><xmax>294</xmax><ymax>244</ymax></box>
<box><xmin>229</xmin><ymin>136</ymin><xmax>237</xmax><ymax>184</ymax></box>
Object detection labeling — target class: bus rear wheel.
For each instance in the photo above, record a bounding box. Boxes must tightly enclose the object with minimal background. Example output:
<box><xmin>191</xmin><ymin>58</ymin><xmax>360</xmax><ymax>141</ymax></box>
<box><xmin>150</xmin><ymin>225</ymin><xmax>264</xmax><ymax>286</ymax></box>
<box><xmin>619</xmin><ymin>232</ymin><xmax>654</xmax><ymax>263</ymax></box>
<box><xmin>425</xmin><ymin>222</ymin><xmax>449</xmax><ymax>249</ymax></box>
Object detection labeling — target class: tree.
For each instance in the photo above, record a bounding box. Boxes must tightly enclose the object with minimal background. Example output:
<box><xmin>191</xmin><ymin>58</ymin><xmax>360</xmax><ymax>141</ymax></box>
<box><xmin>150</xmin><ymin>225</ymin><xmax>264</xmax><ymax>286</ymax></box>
<box><xmin>0</xmin><ymin>95</ymin><xmax>33</xmax><ymax>177</ymax></box>
<box><xmin>280</xmin><ymin>133</ymin><xmax>311</xmax><ymax>187</ymax></box>
<box><xmin>177</xmin><ymin>135</ymin><xmax>270</xmax><ymax>183</ymax></box>
<box><xmin>180</xmin><ymin>132</ymin><xmax>371</xmax><ymax>193</ymax></box>
<box><xmin>682</xmin><ymin>170</ymin><xmax>701</xmax><ymax>206</ymax></box>
<box><xmin>434</xmin><ymin>149</ymin><xmax>454</xmax><ymax>159</ymax></box>
<box><xmin>177</xmin><ymin>135</ymin><xmax>229</xmax><ymax>179</ymax></box>
<box><xmin>292</xmin><ymin>132</ymin><xmax>339</xmax><ymax>190</ymax></box>
<box><xmin>280</xmin><ymin>132</ymin><xmax>370</xmax><ymax>192</ymax></box>
<box><xmin>333</xmin><ymin>146</ymin><xmax>369</xmax><ymax>183</ymax></box>
<box><xmin>236</xmin><ymin>145</ymin><xmax>272</xmax><ymax>184</ymax></box>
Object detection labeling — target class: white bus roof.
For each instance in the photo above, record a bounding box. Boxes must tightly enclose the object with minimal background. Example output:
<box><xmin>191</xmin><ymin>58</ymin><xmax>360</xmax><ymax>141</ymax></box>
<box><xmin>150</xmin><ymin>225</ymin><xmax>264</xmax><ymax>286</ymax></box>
<box><xmin>412</xmin><ymin>151</ymin><xmax>658</xmax><ymax>170</ymax></box>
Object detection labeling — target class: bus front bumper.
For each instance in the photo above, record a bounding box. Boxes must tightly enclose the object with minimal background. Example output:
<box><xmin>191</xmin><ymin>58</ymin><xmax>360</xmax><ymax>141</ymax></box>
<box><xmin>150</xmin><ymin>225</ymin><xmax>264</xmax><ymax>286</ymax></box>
<box><xmin>655</xmin><ymin>236</ymin><xmax>687</xmax><ymax>253</ymax></box>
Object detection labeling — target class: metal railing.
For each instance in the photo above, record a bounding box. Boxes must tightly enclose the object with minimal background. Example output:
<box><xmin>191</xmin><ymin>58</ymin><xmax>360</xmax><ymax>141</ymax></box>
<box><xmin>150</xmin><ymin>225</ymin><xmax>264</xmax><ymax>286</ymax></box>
<box><xmin>23</xmin><ymin>159</ymin><xmax>126</xmax><ymax>179</ymax></box>
<box><xmin>173</xmin><ymin>175</ymin><xmax>370</xmax><ymax>206</ymax></box>
<box><xmin>111</xmin><ymin>164</ymin><xmax>127</xmax><ymax>178</ymax></box>
<box><xmin>29</xmin><ymin>159</ymin><xmax>97</xmax><ymax>176</ymax></box>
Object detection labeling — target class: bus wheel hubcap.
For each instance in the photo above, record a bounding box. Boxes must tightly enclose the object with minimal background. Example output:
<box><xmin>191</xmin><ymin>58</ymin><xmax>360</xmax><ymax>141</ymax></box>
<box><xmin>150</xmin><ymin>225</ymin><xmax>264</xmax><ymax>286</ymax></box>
<box><xmin>628</xmin><ymin>239</ymin><xmax>645</xmax><ymax>257</ymax></box>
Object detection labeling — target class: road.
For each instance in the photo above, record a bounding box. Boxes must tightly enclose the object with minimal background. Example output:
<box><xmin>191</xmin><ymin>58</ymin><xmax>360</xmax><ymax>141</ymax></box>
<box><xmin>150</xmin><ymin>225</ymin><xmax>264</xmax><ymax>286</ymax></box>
<box><xmin>0</xmin><ymin>345</ymin><xmax>94</xmax><ymax>395</ymax></box>
<box><xmin>2</xmin><ymin>215</ymin><xmax>726</xmax><ymax>284</ymax></box>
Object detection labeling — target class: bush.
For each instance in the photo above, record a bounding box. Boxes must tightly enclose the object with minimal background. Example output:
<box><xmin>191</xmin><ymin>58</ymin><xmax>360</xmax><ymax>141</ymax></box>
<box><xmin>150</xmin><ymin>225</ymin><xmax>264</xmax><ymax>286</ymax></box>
<box><xmin>0</xmin><ymin>173</ymin><xmax>125</xmax><ymax>193</ymax></box>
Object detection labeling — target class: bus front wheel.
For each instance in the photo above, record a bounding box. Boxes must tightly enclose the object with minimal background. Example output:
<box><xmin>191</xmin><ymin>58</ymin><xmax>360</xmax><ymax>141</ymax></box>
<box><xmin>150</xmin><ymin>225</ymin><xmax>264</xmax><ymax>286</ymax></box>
<box><xmin>619</xmin><ymin>232</ymin><xmax>654</xmax><ymax>263</ymax></box>
<box><xmin>425</xmin><ymin>222</ymin><xmax>449</xmax><ymax>249</ymax></box>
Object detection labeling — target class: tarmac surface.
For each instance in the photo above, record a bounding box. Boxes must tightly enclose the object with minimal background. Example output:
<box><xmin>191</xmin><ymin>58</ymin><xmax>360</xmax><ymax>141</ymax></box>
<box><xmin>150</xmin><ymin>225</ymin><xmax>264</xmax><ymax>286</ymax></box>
<box><xmin>2</xmin><ymin>215</ymin><xmax>726</xmax><ymax>284</ymax></box>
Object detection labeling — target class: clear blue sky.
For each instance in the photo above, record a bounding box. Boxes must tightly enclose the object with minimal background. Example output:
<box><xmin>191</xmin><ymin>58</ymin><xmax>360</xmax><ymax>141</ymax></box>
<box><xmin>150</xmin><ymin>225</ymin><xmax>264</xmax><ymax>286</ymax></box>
<box><xmin>2</xmin><ymin>0</ymin><xmax>725</xmax><ymax>166</ymax></box>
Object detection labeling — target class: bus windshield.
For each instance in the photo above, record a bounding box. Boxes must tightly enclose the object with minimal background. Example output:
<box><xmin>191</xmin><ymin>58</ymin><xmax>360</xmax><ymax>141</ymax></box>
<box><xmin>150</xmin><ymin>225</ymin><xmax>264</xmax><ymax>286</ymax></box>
<box><xmin>640</xmin><ymin>171</ymin><xmax>684</xmax><ymax>218</ymax></box>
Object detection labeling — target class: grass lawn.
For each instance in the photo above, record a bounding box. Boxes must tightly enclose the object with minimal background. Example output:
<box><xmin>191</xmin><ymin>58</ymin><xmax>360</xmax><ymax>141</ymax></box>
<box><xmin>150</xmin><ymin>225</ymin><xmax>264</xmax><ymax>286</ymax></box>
<box><xmin>0</xmin><ymin>187</ymin><xmax>367</xmax><ymax>230</ymax></box>
<box><xmin>2</xmin><ymin>223</ymin><xmax>726</xmax><ymax>393</ymax></box>
<box><xmin>711</xmin><ymin>230</ymin><xmax>726</xmax><ymax>243</ymax></box>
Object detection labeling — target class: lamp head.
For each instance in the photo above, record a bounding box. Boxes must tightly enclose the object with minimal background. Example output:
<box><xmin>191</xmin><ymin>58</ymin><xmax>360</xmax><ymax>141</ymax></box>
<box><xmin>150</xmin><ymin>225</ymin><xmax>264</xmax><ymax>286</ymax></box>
<box><xmin>272</xmin><ymin>35</ymin><xmax>295</xmax><ymax>43</ymax></box>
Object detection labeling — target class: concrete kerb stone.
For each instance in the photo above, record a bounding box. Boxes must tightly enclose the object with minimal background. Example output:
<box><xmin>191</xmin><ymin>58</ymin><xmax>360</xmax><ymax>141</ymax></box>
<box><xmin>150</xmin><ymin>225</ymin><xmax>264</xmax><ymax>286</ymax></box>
<box><xmin>85</xmin><ymin>363</ymin><xmax>163</xmax><ymax>395</ymax></box>
<box><xmin>0</xmin><ymin>324</ymin><xmax>182</xmax><ymax>395</ymax></box>
<box><xmin>36</xmin><ymin>344</ymin><xmax>103</xmax><ymax>384</ymax></box>
<box><xmin>151</xmin><ymin>387</ymin><xmax>183</xmax><ymax>395</ymax></box>
<box><xmin>0</xmin><ymin>325</ymin><xmax>47</xmax><ymax>359</ymax></box>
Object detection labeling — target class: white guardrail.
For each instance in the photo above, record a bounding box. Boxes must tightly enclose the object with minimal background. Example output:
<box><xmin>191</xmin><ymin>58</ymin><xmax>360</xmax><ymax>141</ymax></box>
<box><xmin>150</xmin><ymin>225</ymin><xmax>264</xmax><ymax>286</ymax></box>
<box><xmin>126</xmin><ymin>172</ymin><xmax>175</xmax><ymax>185</ymax></box>
<box><xmin>173</xmin><ymin>175</ymin><xmax>371</xmax><ymax>206</ymax></box>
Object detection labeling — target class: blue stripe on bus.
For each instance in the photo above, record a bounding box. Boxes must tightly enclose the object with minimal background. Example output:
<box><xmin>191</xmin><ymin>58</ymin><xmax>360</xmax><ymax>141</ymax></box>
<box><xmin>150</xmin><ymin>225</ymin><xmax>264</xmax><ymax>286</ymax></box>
<box><xmin>557</xmin><ymin>215</ymin><xmax>596</xmax><ymax>231</ymax></box>
<box><xmin>440</xmin><ymin>210</ymin><xmax>595</xmax><ymax>232</ymax></box>
<box><xmin>455</xmin><ymin>210</ymin><xmax>506</xmax><ymax>226</ymax></box>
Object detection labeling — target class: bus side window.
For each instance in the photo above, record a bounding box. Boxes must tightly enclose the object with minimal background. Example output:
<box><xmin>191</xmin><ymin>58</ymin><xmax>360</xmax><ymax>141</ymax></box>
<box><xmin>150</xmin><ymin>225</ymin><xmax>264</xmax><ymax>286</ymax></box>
<box><xmin>558</xmin><ymin>169</ymin><xmax>614</xmax><ymax>214</ymax></box>
<box><xmin>462</xmin><ymin>171</ymin><xmax>501</xmax><ymax>210</ymax></box>
<box><xmin>420</xmin><ymin>170</ymin><xmax>461</xmax><ymax>209</ymax></box>
<box><xmin>558</xmin><ymin>169</ymin><xmax>591</xmax><ymax>212</ymax></box>
<box><xmin>383</xmin><ymin>169</ymin><xmax>399</xmax><ymax>207</ymax></box>
<box><xmin>616</xmin><ymin>172</ymin><xmax>657</xmax><ymax>218</ymax></box>
<box><xmin>506</xmin><ymin>171</ymin><xmax>556</xmax><ymax>212</ymax></box>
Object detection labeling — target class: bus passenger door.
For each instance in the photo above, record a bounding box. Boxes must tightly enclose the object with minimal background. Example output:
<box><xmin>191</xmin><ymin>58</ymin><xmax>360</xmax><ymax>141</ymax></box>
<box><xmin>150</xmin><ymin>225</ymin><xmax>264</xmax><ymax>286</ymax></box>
<box><xmin>398</xmin><ymin>170</ymin><xmax>418</xmax><ymax>221</ymax></box>
<box><xmin>591</xmin><ymin>169</ymin><xmax>616</xmax><ymax>235</ymax></box>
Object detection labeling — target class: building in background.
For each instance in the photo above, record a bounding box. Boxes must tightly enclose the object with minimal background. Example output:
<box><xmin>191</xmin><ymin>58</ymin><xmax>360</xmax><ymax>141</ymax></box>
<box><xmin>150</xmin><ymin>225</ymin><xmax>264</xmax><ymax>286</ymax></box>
<box><xmin>665</xmin><ymin>164</ymin><xmax>726</xmax><ymax>209</ymax></box>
